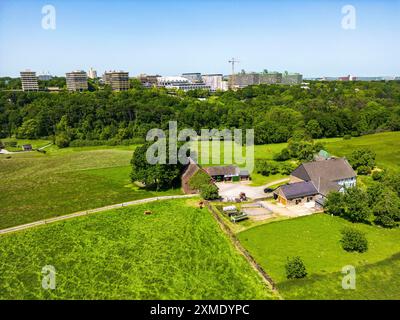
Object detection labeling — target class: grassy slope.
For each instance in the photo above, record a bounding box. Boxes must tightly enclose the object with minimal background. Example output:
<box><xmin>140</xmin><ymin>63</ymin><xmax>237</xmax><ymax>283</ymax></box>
<box><xmin>0</xmin><ymin>199</ymin><xmax>274</xmax><ymax>300</ymax></box>
<box><xmin>321</xmin><ymin>131</ymin><xmax>400</xmax><ymax>173</ymax></box>
<box><xmin>237</xmin><ymin>214</ymin><xmax>400</xmax><ymax>299</ymax></box>
<box><xmin>0</xmin><ymin>146</ymin><xmax>181</xmax><ymax>229</ymax></box>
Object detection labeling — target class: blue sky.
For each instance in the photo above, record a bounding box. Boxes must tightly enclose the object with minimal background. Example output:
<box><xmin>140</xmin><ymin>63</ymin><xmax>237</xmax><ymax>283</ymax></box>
<box><xmin>0</xmin><ymin>0</ymin><xmax>399</xmax><ymax>77</ymax></box>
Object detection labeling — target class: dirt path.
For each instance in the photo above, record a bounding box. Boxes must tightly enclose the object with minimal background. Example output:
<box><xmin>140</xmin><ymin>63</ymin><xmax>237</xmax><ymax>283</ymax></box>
<box><xmin>0</xmin><ymin>194</ymin><xmax>198</xmax><ymax>236</ymax></box>
<box><xmin>38</xmin><ymin>143</ymin><xmax>53</xmax><ymax>150</ymax></box>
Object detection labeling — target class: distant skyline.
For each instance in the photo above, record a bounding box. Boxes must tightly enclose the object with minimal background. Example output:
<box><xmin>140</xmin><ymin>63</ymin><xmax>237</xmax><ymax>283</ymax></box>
<box><xmin>0</xmin><ymin>0</ymin><xmax>399</xmax><ymax>77</ymax></box>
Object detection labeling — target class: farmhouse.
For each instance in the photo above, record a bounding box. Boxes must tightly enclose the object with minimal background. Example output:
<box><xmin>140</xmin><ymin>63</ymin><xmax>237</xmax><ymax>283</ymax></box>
<box><xmin>275</xmin><ymin>157</ymin><xmax>356</xmax><ymax>206</ymax></box>
<box><xmin>181</xmin><ymin>159</ymin><xmax>250</xmax><ymax>194</ymax></box>
<box><xmin>204</xmin><ymin>165</ymin><xmax>250</xmax><ymax>182</ymax></box>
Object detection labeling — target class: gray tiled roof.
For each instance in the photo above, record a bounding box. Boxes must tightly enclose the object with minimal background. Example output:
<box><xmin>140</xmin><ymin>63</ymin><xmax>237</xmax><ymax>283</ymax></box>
<box><xmin>291</xmin><ymin>158</ymin><xmax>356</xmax><ymax>182</ymax></box>
<box><xmin>204</xmin><ymin>165</ymin><xmax>239</xmax><ymax>176</ymax></box>
<box><xmin>280</xmin><ymin>181</ymin><xmax>318</xmax><ymax>200</ymax></box>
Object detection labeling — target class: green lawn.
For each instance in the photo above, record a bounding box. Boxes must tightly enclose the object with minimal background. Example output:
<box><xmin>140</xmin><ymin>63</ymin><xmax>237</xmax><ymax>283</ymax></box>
<box><xmin>0</xmin><ymin>199</ymin><xmax>274</xmax><ymax>300</ymax></box>
<box><xmin>237</xmin><ymin>214</ymin><xmax>400</xmax><ymax>299</ymax></box>
<box><xmin>321</xmin><ymin>131</ymin><xmax>400</xmax><ymax>173</ymax></box>
<box><xmin>0</xmin><ymin>146</ymin><xmax>182</xmax><ymax>229</ymax></box>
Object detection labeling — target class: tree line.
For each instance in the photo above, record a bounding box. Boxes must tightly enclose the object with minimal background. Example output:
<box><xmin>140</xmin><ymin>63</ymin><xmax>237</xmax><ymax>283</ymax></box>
<box><xmin>0</xmin><ymin>80</ymin><xmax>400</xmax><ymax>146</ymax></box>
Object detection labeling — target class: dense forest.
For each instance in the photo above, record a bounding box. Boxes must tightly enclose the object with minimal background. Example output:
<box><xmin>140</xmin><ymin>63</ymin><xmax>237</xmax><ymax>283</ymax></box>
<box><xmin>0</xmin><ymin>81</ymin><xmax>399</xmax><ymax>146</ymax></box>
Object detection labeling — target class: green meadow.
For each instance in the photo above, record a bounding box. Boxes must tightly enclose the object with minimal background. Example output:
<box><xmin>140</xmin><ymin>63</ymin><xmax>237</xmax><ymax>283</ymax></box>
<box><xmin>0</xmin><ymin>144</ymin><xmax>181</xmax><ymax>229</ymax></box>
<box><xmin>238</xmin><ymin>214</ymin><xmax>400</xmax><ymax>299</ymax></box>
<box><xmin>0</xmin><ymin>199</ymin><xmax>274</xmax><ymax>300</ymax></box>
<box><xmin>321</xmin><ymin>131</ymin><xmax>400</xmax><ymax>173</ymax></box>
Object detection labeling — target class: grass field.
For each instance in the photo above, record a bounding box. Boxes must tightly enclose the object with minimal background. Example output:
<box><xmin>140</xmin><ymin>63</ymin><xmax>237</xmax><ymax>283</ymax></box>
<box><xmin>0</xmin><ymin>145</ymin><xmax>182</xmax><ymax>229</ymax></box>
<box><xmin>321</xmin><ymin>132</ymin><xmax>400</xmax><ymax>173</ymax></box>
<box><xmin>237</xmin><ymin>214</ymin><xmax>400</xmax><ymax>299</ymax></box>
<box><xmin>0</xmin><ymin>199</ymin><xmax>274</xmax><ymax>300</ymax></box>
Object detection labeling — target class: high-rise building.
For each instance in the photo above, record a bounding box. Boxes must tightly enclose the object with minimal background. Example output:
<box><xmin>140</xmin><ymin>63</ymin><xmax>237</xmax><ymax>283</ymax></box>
<box><xmin>20</xmin><ymin>70</ymin><xmax>39</xmax><ymax>91</ymax></box>
<box><xmin>137</xmin><ymin>74</ymin><xmax>160</xmax><ymax>87</ymax></box>
<box><xmin>88</xmin><ymin>67</ymin><xmax>98</xmax><ymax>79</ymax></box>
<box><xmin>282</xmin><ymin>73</ymin><xmax>303</xmax><ymax>84</ymax></box>
<box><xmin>201</xmin><ymin>74</ymin><xmax>226</xmax><ymax>91</ymax></box>
<box><xmin>233</xmin><ymin>70</ymin><xmax>302</xmax><ymax>88</ymax></box>
<box><xmin>103</xmin><ymin>71</ymin><xmax>129</xmax><ymax>91</ymax></box>
<box><xmin>259</xmin><ymin>72</ymin><xmax>283</xmax><ymax>84</ymax></box>
<box><xmin>37</xmin><ymin>72</ymin><xmax>53</xmax><ymax>81</ymax></box>
<box><xmin>234</xmin><ymin>73</ymin><xmax>259</xmax><ymax>88</ymax></box>
<box><xmin>66</xmin><ymin>70</ymin><xmax>88</xmax><ymax>91</ymax></box>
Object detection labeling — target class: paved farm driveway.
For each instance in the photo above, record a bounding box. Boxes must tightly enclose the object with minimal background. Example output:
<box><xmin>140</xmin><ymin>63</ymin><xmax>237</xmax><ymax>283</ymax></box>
<box><xmin>216</xmin><ymin>179</ymin><xmax>289</xmax><ymax>200</ymax></box>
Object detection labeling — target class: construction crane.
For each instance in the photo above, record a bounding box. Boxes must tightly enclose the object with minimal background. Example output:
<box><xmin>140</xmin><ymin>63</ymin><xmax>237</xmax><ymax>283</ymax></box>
<box><xmin>228</xmin><ymin>57</ymin><xmax>239</xmax><ymax>90</ymax></box>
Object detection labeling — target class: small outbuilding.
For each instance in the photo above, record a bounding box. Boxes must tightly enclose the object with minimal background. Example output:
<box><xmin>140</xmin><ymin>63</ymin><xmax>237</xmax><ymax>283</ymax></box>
<box><xmin>204</xmin><ymin>165</ymin><xmax>250</xmax><ymax>182</ymax></box>
<box><xmin>275</xmin><ymin>181</ymin><xmax>319</xmax><ymax>206</ymax></box>
<box><xmin>22</xmin><ymin>144</ymin><xmax>32</xmax><ymax>151</ymax></box>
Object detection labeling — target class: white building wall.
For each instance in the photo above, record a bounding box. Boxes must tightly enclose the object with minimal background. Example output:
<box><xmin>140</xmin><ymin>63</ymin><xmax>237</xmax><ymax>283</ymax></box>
<box><xmin>201</xmin><ymin>74</ymin><xmax>226</xmax><ymax>91</ymax></box>
<box><xmin>337</xmin><ymin>177</ymin><xmax>357</xmax><ymax>191</ymax></box>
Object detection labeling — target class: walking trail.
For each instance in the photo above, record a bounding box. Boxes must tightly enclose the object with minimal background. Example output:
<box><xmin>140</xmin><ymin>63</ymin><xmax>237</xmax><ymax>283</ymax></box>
<box><xmin>0</xmin><ymin>194</ymin><xmax>198</xmax><ymax>236</ymax></box>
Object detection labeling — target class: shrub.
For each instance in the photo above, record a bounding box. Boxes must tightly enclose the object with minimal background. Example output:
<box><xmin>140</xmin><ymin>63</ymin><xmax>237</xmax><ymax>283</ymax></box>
<box><xmin>55</xmin><ymin>133</ymin><xmax>71</xmax><ymax>148</ymax></box>
<box><xmin>343</xmin><ymin>134</ymin><xmax>352</xmax><ymax>140</ymax></box>
<box><xmin>326</xmin><ymin>188</ymin><xmax>372</xmax><ymax>223</ymax></box>
<box><xmin>4</xmin><ymin>140</ymin><xmax>17</xmax><ymax>148</ymax></box>
<box><xmin>256</xmin><ymin>160</ymin><xmax>279</xmax><ymax>176</ymax></box>
<box><xmin>348</xmin><ymin>148</ymin><xmax>376</xmax><ymax>171</ymax></box>
<box><xmin>340</xmin><ymin>228</ymin><xmax>368</xmax><ymax>253</ymax></box>
<box><xmin>189</xmin><ymin>170</ymin><xmax>212</xmax><ymax>191</ymax></box>
<box><xmin>357</xmin><ymin>165</ymin><xmax>372</xmax><ymax>175</ymax></box>
<box><xmin>69</xmin><ymin>139</ymin><xmax>103</xmax><ymax>147</ymax></box>
<box><xmin>273</xmin><ymin>148</ymin><xmax>291</xmax><ymax>161</ymax></box>
<box><xmin>372</xmin><ymin>188</ymin><xmax>400</xmax><ymax>228</ymax></box>
<box><xmin>371</xmin><ymin>170</ymin><xmax>385</xmax><ymax>181</ymax></box>
<box><xmin>280</xmin><ymin>162</ymin><xmax>296</xmax><ymax>175</ymax></box>
<box><xmin>375</xmin><ymin>215</ymin><xmax>397</xmax><ymax>228</ymax></box>
<box><xmin>285</xmin><ymin>256</ymin><xmax>307</xmax><ymax>279</ymax></box>
<box><xmin>200</xmin><ymin>184</ymin><xmax>219</xmax><ymax>200</ymax></box>
<box><xmin>0</xmin><ymin>140</ymin><xmax>4</xmax><ymax>149</ymax></box>
<box><xmin>325</xmin><ymin>191</ymin><xmax>345</xmax><ymax>217</ymax></box>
